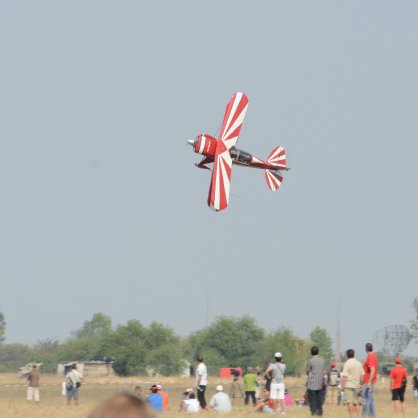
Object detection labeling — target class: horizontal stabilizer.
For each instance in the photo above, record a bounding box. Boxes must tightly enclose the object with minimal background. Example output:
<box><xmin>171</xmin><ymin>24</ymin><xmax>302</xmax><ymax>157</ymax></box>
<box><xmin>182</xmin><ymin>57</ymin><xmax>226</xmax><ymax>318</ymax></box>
<box><xmin>266</xmin><ymin>146</ymin><xmax>286</xmax><ymax>168</ymax></box>
<box><xmin>265</xmin><ymin>169</ymin><xmax>283</xmax><ymax>191</ymax></box>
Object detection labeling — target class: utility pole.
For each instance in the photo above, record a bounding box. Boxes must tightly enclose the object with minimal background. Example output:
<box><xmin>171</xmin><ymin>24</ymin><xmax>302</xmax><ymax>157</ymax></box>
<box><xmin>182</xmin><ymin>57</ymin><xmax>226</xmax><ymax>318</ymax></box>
<box><xmin>205</xmin><ymin>293</ymin><xmax>209</xmax><ymax>327</ymax></box>
<box><xmin>336</xmin><ymin>300</ymin><xmax>341</xmax><ymax>363</ymax></box>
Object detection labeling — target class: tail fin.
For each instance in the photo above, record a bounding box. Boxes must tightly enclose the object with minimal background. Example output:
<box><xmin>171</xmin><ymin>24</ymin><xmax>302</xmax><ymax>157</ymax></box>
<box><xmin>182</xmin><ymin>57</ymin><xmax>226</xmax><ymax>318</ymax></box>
<box><xmin>265</xmin><ymin>169</ymin><xmax>283</xmax><ymax>191</ymax></box>
<box><xmin>266</xmin><ymin>146</ymin><xmax>286</xmax><ymax>168</ymax></box>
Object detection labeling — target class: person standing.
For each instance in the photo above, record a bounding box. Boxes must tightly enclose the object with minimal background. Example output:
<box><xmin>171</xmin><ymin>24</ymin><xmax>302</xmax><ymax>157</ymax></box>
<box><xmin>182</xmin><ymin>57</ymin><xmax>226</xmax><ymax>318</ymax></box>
<box><xmin>306</xmin><ymin>346</ymin><xmax>326</xmax><ymax>416</ymax></box>
<box><xmin>413</xmin><ymin>369</ymin><xmax>418</xmax><ymax>407</ymax></box>
<box><xmin>326</xmin><ymin>361</ymin><xmax>340</xmax><ymax>405</ymax></box>
<box><xmin>209</xmin><ymin>385</ymin><xmax>232</xmax><ymax>413</ymax></box>
<box><xmin>362</xmin><ymin>343</ymin><xmax>378</xmax><ymax>417</ymax></box>
<box><xmin>243</xmin><ymin>367</ymin><xmax>257</xmax><ymax>406</ymax></box>
<box><xmin>267</xmin><ymin>352</ymin><xmax>286</xmax><ymax>415</ymax></box>
<box><xmin>65</xmin><ymin>364</ymin><xmax>83</xmax><ymax>406</ymax></box>
<box><xmin>389</xmin><ymin>358</ymin><xmax>408</xmax><ymax>415</ymax></box>
<box><xmin>195</xmin><ymin>356</ymin><xmax>208</xmax><ymax>410</ymax></box>
<box><xmin>27</xmin><ymin>364</ymin><xmax>40</xmax><ymax>402</ymax></box>
<box><xmin>341</xmin><ymin>349</ymin><xmax>364</xmax><ymax>417</ymax></box>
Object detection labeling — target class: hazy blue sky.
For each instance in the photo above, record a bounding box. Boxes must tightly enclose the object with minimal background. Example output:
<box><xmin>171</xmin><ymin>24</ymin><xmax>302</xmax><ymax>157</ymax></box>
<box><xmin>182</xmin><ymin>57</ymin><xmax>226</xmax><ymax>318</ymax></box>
<box><xmin>1</xmin><ymin>1</ymin><xmax>417</xmax><ymax>357</ymax></box>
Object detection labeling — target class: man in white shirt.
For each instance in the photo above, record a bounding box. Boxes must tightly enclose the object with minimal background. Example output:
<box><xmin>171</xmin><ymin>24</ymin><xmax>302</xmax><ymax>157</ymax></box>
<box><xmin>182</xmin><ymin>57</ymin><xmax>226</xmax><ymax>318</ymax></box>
<box><xmin>195</xmin><ymin>356</ymin><xmax>208</xmax><ymax>409</ymax></box>
<box><xmin>209</xmin><ymin>385</ymin><xmax>232</xmax><ymax>413</ymax></box>
<box><xmin>341</xmin><ymin>349</ymin><xmax>364</xmax><ymax>417</ymax></box>
<box><xmin>266</xmin><ymin>352</ymin><xmax>286</xmax><ymax>414</ymax></box>
<box><xmin>65</xmin><ymin>364</ymin><xmax>83</xmax><ymax>406</ymax></box>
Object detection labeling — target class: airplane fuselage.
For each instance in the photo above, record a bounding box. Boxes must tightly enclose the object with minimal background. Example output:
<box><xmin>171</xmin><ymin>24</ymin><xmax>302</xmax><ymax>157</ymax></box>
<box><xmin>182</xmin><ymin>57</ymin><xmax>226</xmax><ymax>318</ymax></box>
<box><xmin>188</xmin><ymin>134</ymin><xmax>288</xmax><ymax>172</ymax></box>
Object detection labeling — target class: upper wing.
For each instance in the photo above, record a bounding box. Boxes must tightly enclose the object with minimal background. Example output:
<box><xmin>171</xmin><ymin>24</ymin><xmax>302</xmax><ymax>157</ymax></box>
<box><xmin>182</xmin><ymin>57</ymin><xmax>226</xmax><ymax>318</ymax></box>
<box><xmin>207</xmin><ymin>93</ymin><xmax>249</xmax><ymax>211</ymax></box>
<box><xmin>217</xmin><ymin>92</ymin><xmax>249</xmax><ymax>149</ymax></box>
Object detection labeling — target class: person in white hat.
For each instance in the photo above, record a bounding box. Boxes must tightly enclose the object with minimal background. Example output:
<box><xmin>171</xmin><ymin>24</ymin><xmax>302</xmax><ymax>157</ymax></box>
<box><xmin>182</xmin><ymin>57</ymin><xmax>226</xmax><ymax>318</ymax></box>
<box><xmin>266</xmin><ymin>352</ymin><xmax>286</xmax><ymax>415</ymax></box>
<box><xmin>180</xmin><ymin>389</ymin><xmax>200</xmax><ymax>413</ymax></box>
<box><xmin>209</xmin><ymin>385</ymin><xmax>232</xmax><ymax>413</ymax></box>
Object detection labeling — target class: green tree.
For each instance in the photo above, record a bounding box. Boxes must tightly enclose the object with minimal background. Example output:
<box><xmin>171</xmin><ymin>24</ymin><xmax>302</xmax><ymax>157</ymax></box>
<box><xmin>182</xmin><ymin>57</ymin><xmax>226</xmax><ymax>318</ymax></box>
<box><xmin>75</xmin><ymin>313</ymin><xmax>112</xmax><ymax>339</ymax></box>
<box><xmin>98</xmin><ymin>320</ymin><xmax>148</xmax><ymax>376</ymax></box>
<box><xmin>32</xmin><ymin>339</ymin><xmax>61</xmax><ymax>373</ymax></box>
<box><xmin>0</xmin><ymin>312</ymin><xmax>6</xmax><ymax>343</ymax></box>
<box><xmin>187</xmin><ymin>316</ymin><xmax>264</xmax><ymax>371</ymax></box>
<box><xmin>145</xmin><ymin>322</ymin><xmax>179</xmax><ymax>349</ymax></box>
<box><xmin>0</xmin><ymin>343</ymin><xmax>33</xmax><ymax>372</ymax></box>
<box><xmin>255</xmin><ymin>327</ymin><xmax>310</xmax><ymax>376</ymax></box>
<box><xmin>147</xmin><ymin>344</ymin><xmax>185</xmax><ymax>376</ymax></box>
<box><xmin>309</xmin><ymin>326</ymin><xmax>333</xmax><ymax>362</ymax></box>
<box><xmin>57</xmin><ymin>337</ymin><xmax>97</xmax><ymax>361</ymax></box>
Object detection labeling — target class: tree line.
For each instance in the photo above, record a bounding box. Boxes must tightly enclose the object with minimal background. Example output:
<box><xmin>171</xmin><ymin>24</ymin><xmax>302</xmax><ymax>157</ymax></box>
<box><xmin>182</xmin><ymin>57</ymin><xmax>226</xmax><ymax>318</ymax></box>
<box><xmin>0</xmin><ymin>312</ymin><xmax>333</xmax><ymax>376</ymax></box>
<box><xmin>1</xmin><ymin>306</ymin><xmax>417</xmax><ymax>376</ymax></box>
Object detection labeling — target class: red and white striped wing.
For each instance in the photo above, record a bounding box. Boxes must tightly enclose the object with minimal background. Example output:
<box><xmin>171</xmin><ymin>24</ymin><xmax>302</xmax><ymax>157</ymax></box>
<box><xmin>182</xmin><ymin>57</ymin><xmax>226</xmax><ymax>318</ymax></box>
<box><xmin>207</xmin><ymin>93</ymin><xmax>249</xmax><ymax>211</ymax></box>
<box><xmin>217</xmin><ymin>92</ymin><xmax>249</xmax><ymax>149</ymax></box>
<box><xmin>207</xmin><ymin>150</ymin><xmax>232</xmax><ymax>211</ymax></box>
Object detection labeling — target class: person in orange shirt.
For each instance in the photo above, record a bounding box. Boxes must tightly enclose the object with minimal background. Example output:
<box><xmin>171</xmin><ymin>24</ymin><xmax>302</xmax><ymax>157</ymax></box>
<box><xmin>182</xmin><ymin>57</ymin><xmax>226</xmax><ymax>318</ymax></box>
<box><xmin>157</xmin><ymin>384</ymin><xmax>169</xmax><ymax>411</ymax></box>
<box><xmin>389</xmin><ymin>358</ymin><xmax>408</xmax><ymax>415</ymax></box>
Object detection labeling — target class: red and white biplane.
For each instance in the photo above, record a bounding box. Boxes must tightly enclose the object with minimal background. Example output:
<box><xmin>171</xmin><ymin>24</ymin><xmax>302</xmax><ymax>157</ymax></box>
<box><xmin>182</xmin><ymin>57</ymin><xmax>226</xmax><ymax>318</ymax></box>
<box><xmin>188</xmin><ymin>92</ymin><xmax>289</xmax><ymax>211</ymax></box>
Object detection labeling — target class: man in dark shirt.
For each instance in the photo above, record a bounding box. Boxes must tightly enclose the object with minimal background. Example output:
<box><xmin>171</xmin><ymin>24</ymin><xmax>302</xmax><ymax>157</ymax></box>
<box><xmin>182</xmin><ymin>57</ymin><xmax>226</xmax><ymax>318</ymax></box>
<box><xmin>306</xmin><ymin>346</ymin><xmax>326</xmax><ymax>416</ymax></box>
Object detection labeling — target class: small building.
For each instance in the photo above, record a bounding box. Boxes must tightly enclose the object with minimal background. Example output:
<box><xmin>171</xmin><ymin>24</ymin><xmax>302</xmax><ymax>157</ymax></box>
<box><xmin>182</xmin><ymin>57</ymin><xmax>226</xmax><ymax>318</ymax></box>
<box><xmin>57</xmin><ymin>360</ymin><xmax>114</xmax><ymax>377</ymax></box>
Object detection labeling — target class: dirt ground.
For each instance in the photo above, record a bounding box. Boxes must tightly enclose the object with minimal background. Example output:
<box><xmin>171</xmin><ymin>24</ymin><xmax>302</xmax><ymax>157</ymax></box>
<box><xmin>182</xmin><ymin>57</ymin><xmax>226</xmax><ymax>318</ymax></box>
<box><xmin>0</xmin><ymin>373</ymin><xmax>416</xmax><ymax>418</ymax></box>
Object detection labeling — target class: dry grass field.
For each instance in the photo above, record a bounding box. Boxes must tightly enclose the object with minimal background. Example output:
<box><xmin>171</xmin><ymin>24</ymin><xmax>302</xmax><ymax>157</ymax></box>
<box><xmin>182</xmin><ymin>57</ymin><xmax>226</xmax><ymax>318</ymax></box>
<box><xmin>0</xmin><ymin>373</ymin><xmax>416</xmax><ymax>418</ymax></box>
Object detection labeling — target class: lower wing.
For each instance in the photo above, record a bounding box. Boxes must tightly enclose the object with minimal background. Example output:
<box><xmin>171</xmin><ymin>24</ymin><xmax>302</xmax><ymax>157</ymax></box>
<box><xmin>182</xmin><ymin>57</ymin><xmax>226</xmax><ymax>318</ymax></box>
<box><xmin>195</xmin><ymin>156</ymin><xmax>214</xmax><ymax>170</ymax></box>
<box><xmin>207</xmin><ymin>150</ymin><xmax>232</xmax><ymax>211</ymax></box>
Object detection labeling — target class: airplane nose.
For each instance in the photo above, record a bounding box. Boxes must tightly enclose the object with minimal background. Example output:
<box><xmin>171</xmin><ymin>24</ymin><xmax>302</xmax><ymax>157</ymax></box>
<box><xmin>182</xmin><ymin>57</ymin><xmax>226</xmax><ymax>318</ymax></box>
<box><xmin>187</xmin><ymin>139</ymin><xmax>195</xmax><ymax>146</ymax></box>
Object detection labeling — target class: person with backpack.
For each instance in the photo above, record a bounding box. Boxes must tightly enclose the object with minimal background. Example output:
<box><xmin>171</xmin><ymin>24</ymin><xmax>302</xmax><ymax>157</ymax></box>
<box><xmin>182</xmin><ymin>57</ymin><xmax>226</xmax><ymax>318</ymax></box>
<box><xmin>65</xmin><ymin>364</ymin><xmax>83</xmax><ymax>406</ymax></box>
<box><xmin>326</xmin><ymin>362</ymin><xmax>340</xmax><ymax>405</ymax></box>
<box><xmin>389</xmin><ymin>358</ymin><xmax>408</xmax><ymax>415</ymax></box>
<box><xmin>362</xmin><ymin>342</ymin><xmax>378</xmax><ymax>417</ymax></box>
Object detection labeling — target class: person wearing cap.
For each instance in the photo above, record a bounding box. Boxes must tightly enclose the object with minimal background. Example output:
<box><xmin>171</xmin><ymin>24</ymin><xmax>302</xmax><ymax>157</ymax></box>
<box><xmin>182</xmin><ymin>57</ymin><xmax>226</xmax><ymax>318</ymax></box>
<box><xmin>180</xmin><ymin>389</ymin><xmax>200</xmax><ymax>413</ymax></box>
<box><xmin>147</xmin><ymin>384</ymin><xmax>163</xmax><ymax>412</ymax></box>
<box><xmin>243</xmin><ymin>367</ymin><xmax>257</xmax><ymax>406</ymax></box>
<box><xmin>326</xmin><ymin>361</ymin><xmax>340</xmax><ymax>405</ymax></box>
<box><xmin>341</xmin><ymin>349</ymin><xmax>364</xmax><ymax>417</ymax></box>
<box><xmin>157</xmin><ymin>384</ymin><xmax>169</xmax><ymax>411</ymax></box>
<box><xmin>306</xmin><ymin>346</ymin><xmax>326</xmax><ymax>416</ymax></box>
<box><xmin>195</xmin><ymin>356</ymin><xmax>208</xmax><ymax>410</ymax></box>
<box><xmin>266</xmin><ymin>352</ymin><xmax>286</xmax><ymax>415</ymax></box>
<box><xmin>209</xmin><ymin>385</ymin><xmax>232</xmax><ymax>413</ymax></box>
<box><xmin>362</xmin><ymin>342</ymin><xmax>378</xmax><ymax>417</ymax></box>
<box><xmin>389</xmin><ymin>358</ymin><xmax>408</xmax><ymax>415</ymax></box>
